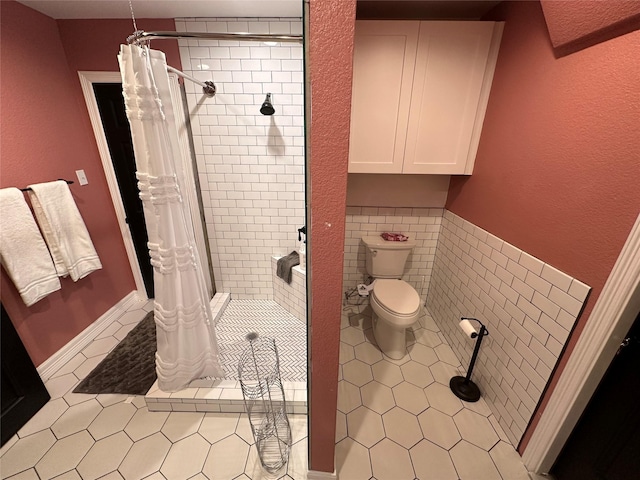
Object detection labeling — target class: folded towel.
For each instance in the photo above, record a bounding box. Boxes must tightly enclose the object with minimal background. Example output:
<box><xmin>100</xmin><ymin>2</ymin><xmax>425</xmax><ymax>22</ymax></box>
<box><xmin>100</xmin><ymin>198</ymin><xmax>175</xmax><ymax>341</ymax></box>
<box><xmin>0</xmin><ymin>188</ymin><xmax>61</xmax><ymax>305</ymax></box>
<box><xmin>28</xmin><ymin>181</ymin><xmax>102</xmax><ymax>281</ymax></box>
<box><xmin>381</xmin><ymin>232</ymin><xmax>408</xmax><ymax>242</ymax></box>
<box><xmin>277</xmin><ymin>251</ymin><xmax>299</xmax><ymax>284</ymax></box>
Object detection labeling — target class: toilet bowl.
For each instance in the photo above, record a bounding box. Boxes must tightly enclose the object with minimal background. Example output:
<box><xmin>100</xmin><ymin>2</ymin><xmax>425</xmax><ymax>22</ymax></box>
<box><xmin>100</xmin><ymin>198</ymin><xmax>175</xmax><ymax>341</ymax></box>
<box><xmin>370</xmin><ymin>279</ymin><xmax>421</xmax><ymax>359</ymax></box>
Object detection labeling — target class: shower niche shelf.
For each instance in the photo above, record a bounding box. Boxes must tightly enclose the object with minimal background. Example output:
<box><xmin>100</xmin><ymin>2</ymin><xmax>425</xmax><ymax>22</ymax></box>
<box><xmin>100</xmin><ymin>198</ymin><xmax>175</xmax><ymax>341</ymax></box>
<box><xmin>239</xmin><ymin>336</ymin><xmax>292</xmax><ymax>473</ymax></box>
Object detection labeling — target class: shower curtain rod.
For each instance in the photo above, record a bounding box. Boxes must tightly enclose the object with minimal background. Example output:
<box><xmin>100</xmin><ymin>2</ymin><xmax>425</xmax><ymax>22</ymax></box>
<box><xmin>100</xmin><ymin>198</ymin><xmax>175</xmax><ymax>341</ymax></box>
<box><xmin>127</xmin><ymin>30</ymin><xmax>303</xmax><ymax>45</ymax></box>
<box><xmin>167</xmin><ymin>65</ymin><xmax>216</xmax><ymax>97</ymax></box>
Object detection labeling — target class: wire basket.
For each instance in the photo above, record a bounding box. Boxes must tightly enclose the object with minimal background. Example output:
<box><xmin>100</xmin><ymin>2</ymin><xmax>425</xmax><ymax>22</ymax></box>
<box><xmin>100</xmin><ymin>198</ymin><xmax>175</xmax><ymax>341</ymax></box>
<box><xmin>238</xmin><ymin>336</ymin><xmax>292</xmax><ymax>473</ymax></box>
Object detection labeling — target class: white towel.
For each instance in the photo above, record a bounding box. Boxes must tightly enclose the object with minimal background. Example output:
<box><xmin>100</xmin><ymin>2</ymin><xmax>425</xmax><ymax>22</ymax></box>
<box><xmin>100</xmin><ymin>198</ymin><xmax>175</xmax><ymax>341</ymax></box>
<box><xmin>0</xmin><ymin>188</ymin><xmax>61</xmax><ymax>306</ymax></box>
<box><xmin>28</xmin><ymin>181</ymin><xmax>102</xmax><ymax>281</ymax></box>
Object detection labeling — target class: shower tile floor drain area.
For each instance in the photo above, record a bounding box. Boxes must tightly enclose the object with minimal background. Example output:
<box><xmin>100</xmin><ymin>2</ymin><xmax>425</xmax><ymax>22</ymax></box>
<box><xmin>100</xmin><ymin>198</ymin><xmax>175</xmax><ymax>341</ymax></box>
<box><xmin>146</xmin><ymin>297</ymin><xmax>308</xmax><ymax>414</ymax></box>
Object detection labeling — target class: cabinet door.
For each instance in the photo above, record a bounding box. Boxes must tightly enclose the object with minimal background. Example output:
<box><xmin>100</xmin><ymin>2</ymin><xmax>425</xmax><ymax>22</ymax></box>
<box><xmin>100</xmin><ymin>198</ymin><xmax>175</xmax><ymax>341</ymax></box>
<box><xmin>404</xmin><ymin>22</ymin><xmax>496</xmax><ymax>174</ymax></box>
<box><xmin>348</xmin><ymin>21</ymin><xmax>419</xmax><ymax>173</ymax></box>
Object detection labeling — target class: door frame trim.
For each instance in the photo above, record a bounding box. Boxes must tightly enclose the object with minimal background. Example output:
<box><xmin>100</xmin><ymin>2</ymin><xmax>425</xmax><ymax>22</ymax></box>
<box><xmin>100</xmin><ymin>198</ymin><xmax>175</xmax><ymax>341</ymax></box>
<box><xmin>79</xmin><ymin>71</ymin><xmax>147</xmax><ymax>297</ymax></box>
<box><xmin>523</xmin><ymin>213</ymin><xmax>640</xmax><ymax>473</ymax></box>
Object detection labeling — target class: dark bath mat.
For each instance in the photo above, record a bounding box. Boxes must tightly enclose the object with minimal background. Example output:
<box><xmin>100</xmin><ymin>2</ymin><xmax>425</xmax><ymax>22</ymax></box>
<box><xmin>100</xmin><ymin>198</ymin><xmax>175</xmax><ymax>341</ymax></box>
<box><xmin>73</xmin><ymin>312</ymin><xmax>157</xmax><ymax>396</ymax></box>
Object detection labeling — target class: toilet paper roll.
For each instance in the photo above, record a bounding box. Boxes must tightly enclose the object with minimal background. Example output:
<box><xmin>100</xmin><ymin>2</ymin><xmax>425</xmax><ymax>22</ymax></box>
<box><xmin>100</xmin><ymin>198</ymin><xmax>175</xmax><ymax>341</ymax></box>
<box><xmin>459</xmin><ymin>319</ymin><xmax>478</xmax><ymax>338</ymax></box>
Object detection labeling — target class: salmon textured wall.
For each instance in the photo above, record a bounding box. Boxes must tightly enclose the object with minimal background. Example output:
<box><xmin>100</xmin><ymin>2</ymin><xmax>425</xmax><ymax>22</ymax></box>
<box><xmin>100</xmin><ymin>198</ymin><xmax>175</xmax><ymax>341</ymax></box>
<box><xmin>540</xmin><ymin>0</ymin><xmax>640</xmax><ymax>56</ymax></box>
<box><xmin>446</xmin><ymin>1</ymin><xmax>640</xmax><ymax>450</ymax></box>
<box><xmin>0</xmin><ymin>1</ymin><xmax>136</xmax><ymax>366</ymax></box>
<box><xmin>309</xmin><ymin>0</ymin><xmax>357</xmax><ymax>472</ymax></box>
<box><xmin>57</xmin><ymin>18</ymin><xmax>182</xmax><ymax>73</ymax></box>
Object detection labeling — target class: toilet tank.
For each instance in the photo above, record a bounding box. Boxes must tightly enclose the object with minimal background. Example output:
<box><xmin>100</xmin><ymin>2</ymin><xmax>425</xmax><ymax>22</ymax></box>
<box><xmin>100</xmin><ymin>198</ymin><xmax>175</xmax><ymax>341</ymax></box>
<box><xmin>362</xmin><ymin>235</ymin><xmax>416</xmax><ymax>278</ymax></box>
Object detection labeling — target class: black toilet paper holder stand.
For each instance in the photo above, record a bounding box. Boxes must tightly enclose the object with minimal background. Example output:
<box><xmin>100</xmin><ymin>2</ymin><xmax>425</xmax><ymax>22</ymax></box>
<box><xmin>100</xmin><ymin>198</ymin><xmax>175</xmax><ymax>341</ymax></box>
<box><xmin>450</xmin><ymin>317</ymin><xmax>489</xmax><ymax>403</ymax></box>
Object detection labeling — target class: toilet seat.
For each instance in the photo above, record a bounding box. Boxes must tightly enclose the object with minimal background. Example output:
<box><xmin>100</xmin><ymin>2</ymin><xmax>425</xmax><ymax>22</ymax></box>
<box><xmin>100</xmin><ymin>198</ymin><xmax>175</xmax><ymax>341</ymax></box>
<box><xmin>371</xmin><ymin>279</ymin><xmax>420</xmax><ymax>327</ymax></box>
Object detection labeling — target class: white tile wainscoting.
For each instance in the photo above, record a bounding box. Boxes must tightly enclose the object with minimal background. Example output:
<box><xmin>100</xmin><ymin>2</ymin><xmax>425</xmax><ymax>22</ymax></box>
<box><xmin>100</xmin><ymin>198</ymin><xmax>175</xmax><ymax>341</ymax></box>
<box><xmin>343</xmin><ymin>207</ymin><xmax>443</xmax><ymax>303</ymax></box>
<box><xmin>427</xmin><ymin>211</ymin><xmax>591</xmax><ymax>446</ymax></box>
<box><xmin>177</xmin><ymin>17</ymin><xmax>305</xmax><ymax>300</ymax></box>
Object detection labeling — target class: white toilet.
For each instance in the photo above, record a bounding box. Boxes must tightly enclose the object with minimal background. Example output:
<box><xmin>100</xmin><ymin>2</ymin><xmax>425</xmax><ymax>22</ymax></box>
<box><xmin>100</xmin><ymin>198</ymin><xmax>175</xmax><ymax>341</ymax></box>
<box><xmin>362</xmin><ymin>235</ymin><xmax>421</xmax><ymax>359</ymax></box>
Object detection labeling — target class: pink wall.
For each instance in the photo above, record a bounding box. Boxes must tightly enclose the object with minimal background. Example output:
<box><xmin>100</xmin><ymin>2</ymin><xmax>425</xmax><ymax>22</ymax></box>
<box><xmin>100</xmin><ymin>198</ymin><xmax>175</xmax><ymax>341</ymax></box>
<box><xmin>0</xmin><ymin>2</ymin><xmax>179</xmax><ymax>366</ymax></box>
<box><xmin>540</xmin><ymin>0</ymin><xmax>640</xmax><ymax>56</ymax></box>
<box><xmin>0</xmin><ymin>0</ymin><xmax>133</xmax><ymax>365</ymax></box>
<box><xmin>446</xmin><ymin>1</ymin><xmax>640</xmax><ymax>450</ymax></box>
<box><xmin>57</xmin><ymin>18</ymin><xmax>182</xmax><ymax>74</ymax></box>
<box><xmin>308</xmin><ymin>0</ymin><xmax>357</xmax><ymax>472</ymax></box>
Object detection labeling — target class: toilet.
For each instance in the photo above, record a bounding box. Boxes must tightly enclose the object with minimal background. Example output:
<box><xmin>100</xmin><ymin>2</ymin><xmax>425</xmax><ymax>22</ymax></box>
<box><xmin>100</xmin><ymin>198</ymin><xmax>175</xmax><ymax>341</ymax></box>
<box><xmin>362</xmin><ymin>235</ymin><xmax>421</xmax><ymax>359</ymax></box>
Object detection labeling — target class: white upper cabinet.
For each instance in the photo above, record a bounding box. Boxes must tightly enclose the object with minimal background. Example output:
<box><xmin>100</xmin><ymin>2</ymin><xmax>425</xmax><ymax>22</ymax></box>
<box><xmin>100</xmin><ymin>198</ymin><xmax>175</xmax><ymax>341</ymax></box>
<box><xmin>348</xmin><ymin>22</ymin><xmax>419</xmax><ymax>174</ymax></box>
<box><xmin>348</xmin><ymin>21</ymin><xmax>503</xmax><ymax>175</ymax></box>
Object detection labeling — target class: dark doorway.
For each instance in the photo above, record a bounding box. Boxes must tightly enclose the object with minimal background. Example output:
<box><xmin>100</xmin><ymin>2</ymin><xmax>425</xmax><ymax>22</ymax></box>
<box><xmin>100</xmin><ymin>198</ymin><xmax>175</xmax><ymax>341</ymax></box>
<box><xmin>93</xmin><ymin>83</ymin><xmax>154</xmax><ymax>298</ymax></box>
<box><xmin>1</xmin><ymin>304</ymin><xmax>50</xmax><ymax>446</ymax></box>
<box><xmin>551</xmin><ymin>311</ymin><xmax>640</xmax><ymax>480</ymax></box>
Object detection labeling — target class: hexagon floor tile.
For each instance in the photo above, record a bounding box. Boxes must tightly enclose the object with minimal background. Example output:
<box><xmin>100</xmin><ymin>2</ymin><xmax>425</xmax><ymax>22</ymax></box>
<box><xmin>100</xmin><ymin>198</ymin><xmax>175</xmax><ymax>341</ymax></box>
<box><xmin>335</xmin><ymin>438</ymin><xmax>372</xmax><ymax>480</ymax></box>
<box><xmin>361</xmin><ymin>381</ymin><xmax>395</xmax><ymax>414</ymax></box>
<box><xmin>401</xmin><ymin>360</ymin><xmax>435</xmax><ymax>388</ymax></box>
<box><xmin>3</xmin><ymin>300</ymin><xmax>530</xmax><ymax>480</ymax></box>
<box><xmin>342</xmin><ymin>359</ymin><xmax>374</xmax><ymax>387</ymax></box>
<box><xmin>411</xmin><ymin>440</ymin><xmax>458</xmax><ymax>480</ymax></box>
<box><xmin>337</xmin><ymin>380</ymin><xmax>362</xmax><ymax>414</ymax></box>
<box><xmin>160</xmin><ymin>433</ymin><xmax>210</xmax><ymax>480</ymax></box>
<box><xmin>35</xmin><ymin>430</ymin><xmax>94</xmax><ymax>480</ymax></box>
<box><xmin>424</xmin><ymin>382</ymin><xmax>464</xmax><ymax>416</ymax></box>
<box><xmin>76</xmin><ymin>431</ymin><xmax>132</xmax><ymax>480</ymax></box>
<box><xmin>203</xmin><ymin>434</ymin><xmax>250</xmax><ymax>480</ymax></box>
<box><xmin>370</xmin><ymin>438</ymin><xmax>415</xmax><ymax>480</ymax></box>
<box><xmin>346</xmin><ymin>406</ymin><xmax>385</xmax><ymax>448</ymax></box>
<box><xmin>118</xmin><ymin>432</ymin><xmax>171</xmax><ymax>480</ymax></box>
<box><xmin>382</xmin><ymin>407</ymin><xmax>423</xmax><ymax>449</ymax></box>
<box><xmin>392</xmin><ymin>381</ymin><xmax>430</xmax><ymax>415</ymax></box>
<box><xmin>454</xmin><ymin>409</ymin><xmax>500</xmax><ymax>450</ymax></box>
<box><xmin>418</xmin><ymin>408</ymin><xmax>461</xmax><ymax>450</ymax></box>
<box><xmin>371</xmin><ymin>360</ymin><xmax>404</xmax><ymax>387</ymax></box>
<box><xmin>450</xmin><ymin>440</ymin><xmax>502</xmax><ymax>480</ymax></box>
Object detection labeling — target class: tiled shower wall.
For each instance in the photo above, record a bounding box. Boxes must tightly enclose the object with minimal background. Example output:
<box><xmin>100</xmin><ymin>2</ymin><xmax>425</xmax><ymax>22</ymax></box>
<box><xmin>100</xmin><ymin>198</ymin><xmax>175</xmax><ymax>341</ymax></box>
<box><xmin>177</xmin><ymin>18</ymin><xmax>304</xmax><ymax>299</ymax></box>
<box><xmin>427</xmin><ymin>211</ymin><xmax>590</xmax><ymax>446</ymax></box>
<box><xmin>343</xmin><ymin>207</ymin><xmax>442</xmax><ymax>302</ymax></box>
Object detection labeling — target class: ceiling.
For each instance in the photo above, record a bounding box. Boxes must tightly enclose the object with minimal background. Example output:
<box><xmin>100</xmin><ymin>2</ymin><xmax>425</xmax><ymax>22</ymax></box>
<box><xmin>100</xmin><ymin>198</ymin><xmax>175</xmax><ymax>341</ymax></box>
<box><xmin>17</xmin><ymin>1</ymin><xmax>303</xmax><ymax>19</ymax></box>
<box><xmin>18</xmin><ymin>0</ymin><xmax>501</xmax><ymax>20</ymax></box>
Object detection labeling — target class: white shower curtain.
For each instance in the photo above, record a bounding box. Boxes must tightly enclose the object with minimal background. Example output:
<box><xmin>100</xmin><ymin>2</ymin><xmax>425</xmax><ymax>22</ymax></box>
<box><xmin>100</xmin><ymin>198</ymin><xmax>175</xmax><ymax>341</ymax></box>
<box><xmin>118</xmin><ymin>44</ymin><xmax>224</xmax><ymax>391</ymax></box>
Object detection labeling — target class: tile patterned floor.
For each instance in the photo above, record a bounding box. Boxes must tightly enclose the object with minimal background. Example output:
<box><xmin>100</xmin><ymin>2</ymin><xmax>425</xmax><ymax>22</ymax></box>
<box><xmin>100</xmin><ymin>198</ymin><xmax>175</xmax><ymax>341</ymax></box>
<box><xmin>1</xmin><ymin>296</ymin><xmax>532</xmax><ymax>480</ymax></box>
<box><xmin>215</xmin><ymin>300</ymin><xmax>307</xmax><ymax>382</ymax></box>
<box><xmin>335</xmin><ymin>305</ymin><xmax>531</xmax><ymax>480</ymax></box>
<box><xmin>0</xmin><ymin>299</ymin><xmax>308</xmax><ymax>480</ymax></box>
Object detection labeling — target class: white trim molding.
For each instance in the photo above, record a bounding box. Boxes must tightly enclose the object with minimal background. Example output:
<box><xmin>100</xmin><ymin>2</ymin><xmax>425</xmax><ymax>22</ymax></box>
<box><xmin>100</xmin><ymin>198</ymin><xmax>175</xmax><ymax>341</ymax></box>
<box><xmin>307</xmin><ymin>470</ymin><xmax>337</xmax><ymax>480</ymax></box>
<box><xmin>78</xmin><ymin>71</ymin><xmax>147</xmax><ymax>297</ymax></box>
<box><xmin>523</xmin><ymin>213</ymin><xmax>640</xmax><ymax>473</ymax></box>
<box><xmin>37</xmin><ymin>291</ymin><xmax>145</xmax><ymax>380</ymax></box>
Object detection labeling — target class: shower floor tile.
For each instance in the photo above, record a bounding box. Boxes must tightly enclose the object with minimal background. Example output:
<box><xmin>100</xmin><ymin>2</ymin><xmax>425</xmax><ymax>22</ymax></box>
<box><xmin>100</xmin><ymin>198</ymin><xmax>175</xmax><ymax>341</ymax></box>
<box><xmin>215</xmin><ymin>299</ymin><xmax>307</xmax><ymax>382</ymax></box>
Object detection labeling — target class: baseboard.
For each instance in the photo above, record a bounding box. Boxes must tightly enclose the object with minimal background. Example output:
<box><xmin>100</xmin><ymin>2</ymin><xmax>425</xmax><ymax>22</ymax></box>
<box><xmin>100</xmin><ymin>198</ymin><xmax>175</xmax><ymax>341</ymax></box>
<box><xmin>307</xmin><ymin>470</ymin><xmax>337</xmax><ymax>480</ymax></box>
<box><xmin>37</xmin><ymin>291</ymin><xmax>145</xmax><ymax>381</ymax></box>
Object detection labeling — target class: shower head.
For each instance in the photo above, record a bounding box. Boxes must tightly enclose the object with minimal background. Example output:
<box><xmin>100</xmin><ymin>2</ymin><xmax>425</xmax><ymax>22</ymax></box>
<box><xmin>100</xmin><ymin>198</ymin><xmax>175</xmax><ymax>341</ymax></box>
<box><xmin>260</xmin><ymin>93</ymin><xmax>275</xmax><ymax>115</ymax></box>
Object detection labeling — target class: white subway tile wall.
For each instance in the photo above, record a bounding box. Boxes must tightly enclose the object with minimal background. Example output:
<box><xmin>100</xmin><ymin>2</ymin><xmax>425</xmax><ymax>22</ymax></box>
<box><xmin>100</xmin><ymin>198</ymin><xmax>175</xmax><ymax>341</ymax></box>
<box><xmin>343</xmin><ymin>207</ymin><xmax>443</xmax><ymax>302</ymax></box>
<box><xmin>271</xmin><ymin>257</ymin><xmax>306</xmax><ymax>322</ymax></box>
<box><xmin>426</xmin><ymin>211</ymin><xmax>590</xmax><ymax>446</ymax></box>
<box><xmin>177</xmin><ymin>18</ymin><xmax>305</xmax><ymax>299</ymax></box>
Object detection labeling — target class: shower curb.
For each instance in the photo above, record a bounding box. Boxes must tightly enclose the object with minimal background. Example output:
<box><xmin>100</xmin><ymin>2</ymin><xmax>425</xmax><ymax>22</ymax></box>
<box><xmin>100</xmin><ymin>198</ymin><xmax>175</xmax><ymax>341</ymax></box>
<box><xmin>145</xmin><ymin>293</ymin><xmax>307</xmax><ymax>414</ymax></box>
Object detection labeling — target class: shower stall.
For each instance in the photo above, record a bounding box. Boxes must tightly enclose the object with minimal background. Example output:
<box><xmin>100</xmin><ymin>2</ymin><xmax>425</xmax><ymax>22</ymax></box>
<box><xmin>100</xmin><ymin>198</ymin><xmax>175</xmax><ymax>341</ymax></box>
<box><xmin>142</xmin><ymin>17</ymin><xmax>307</xmax><ymax>408</ymax></box>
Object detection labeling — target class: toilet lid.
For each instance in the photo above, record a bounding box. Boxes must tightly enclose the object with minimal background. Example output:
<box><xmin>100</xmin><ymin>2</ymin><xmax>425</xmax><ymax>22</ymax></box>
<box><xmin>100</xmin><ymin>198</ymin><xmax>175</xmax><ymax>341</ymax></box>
<box><xmin>372</xmin><ymin>279</ymin><xmax>420</xmax><ymax>316</ymax></box>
